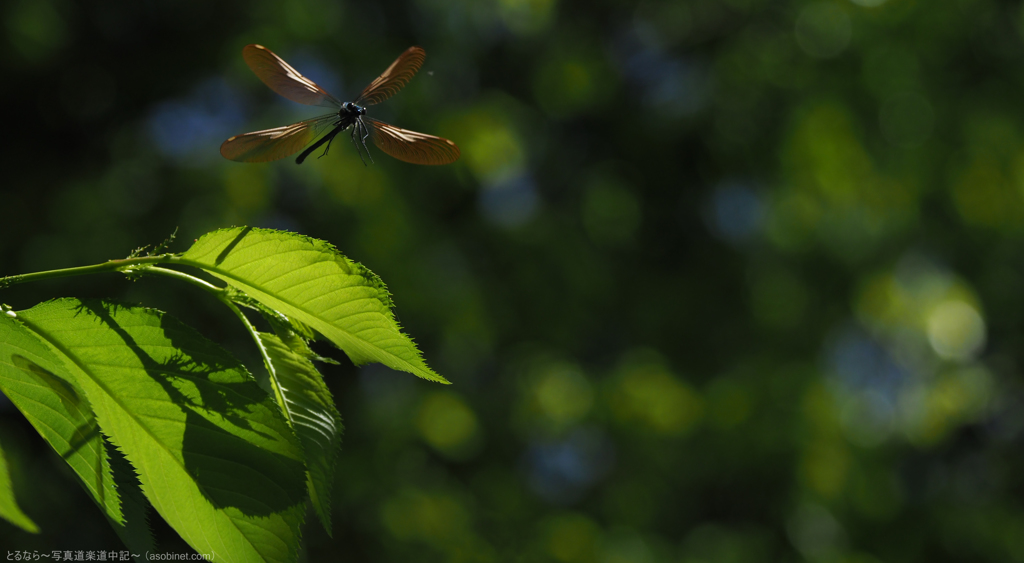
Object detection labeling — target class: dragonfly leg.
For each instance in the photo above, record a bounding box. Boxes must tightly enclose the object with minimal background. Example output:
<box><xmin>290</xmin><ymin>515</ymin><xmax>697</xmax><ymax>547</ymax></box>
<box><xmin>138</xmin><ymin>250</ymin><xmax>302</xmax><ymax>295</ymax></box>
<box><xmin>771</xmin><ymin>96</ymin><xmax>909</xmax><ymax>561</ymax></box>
<box><xmin>318</xmin><ymin>134</ymin><xmax>334</xmax><ymax>159</ymax></box>
<box><xmin>360</xmin><ymin>120</ymin><xmax>374</xmax><ymax>164</ymax></box>
<box><xmin>350</xmin><ymin>125</ymin><xmax>368</xmax><ymax>166</ymax></box>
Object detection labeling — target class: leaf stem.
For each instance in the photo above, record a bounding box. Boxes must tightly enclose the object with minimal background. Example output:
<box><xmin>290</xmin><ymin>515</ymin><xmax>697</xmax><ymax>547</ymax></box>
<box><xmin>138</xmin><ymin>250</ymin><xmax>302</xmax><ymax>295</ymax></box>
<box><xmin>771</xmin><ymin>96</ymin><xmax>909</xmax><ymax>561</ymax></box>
<box><xmin>221</xmin><ymin>294</ymin><xmax>290</xmax><ymax>416</ymax></box>
<box><xmin>136</xmin><ymin>265</ymin><xmax>223</xmax><ymax>293</ymax></box>
<box><xmin>139</xmin><ymin>266</ymin><xmax>289</xmax><ymax>415</ymax></box>
<box><xmin>0</xmin><ymin>255</ymin><xmax>176</xmax><ymax>289</ymax></box>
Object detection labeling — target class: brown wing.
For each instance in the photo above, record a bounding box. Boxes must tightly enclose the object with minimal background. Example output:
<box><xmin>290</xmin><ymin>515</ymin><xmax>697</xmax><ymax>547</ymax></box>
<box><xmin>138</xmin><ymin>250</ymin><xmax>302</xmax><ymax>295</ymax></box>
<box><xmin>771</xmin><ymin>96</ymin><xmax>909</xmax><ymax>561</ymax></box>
<box><xmin>221</xmin><ymin>114</ymin><xmax>338</xmax><ymax>163</ymax></box>
<box><xmin>354</xmin><ymin>47</ymin><xmax>426</xmax><ymax>106</ymax></box>
<box><xmin>242</xmin><ymin>44</ymin><xmax>341</xmax><ymax>108</ymax></box>
<box><xmin>365</xmin><ymin>117</ymin><xmax>460</xmax><ymax>165</ymax></box>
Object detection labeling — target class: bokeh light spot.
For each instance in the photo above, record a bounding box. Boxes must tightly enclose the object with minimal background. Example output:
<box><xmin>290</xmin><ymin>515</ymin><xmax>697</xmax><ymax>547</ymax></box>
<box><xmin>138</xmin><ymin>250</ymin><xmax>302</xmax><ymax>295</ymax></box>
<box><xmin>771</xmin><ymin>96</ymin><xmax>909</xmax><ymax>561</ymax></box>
<box><xmin>380</xmin><ymin>488</ymin><xmax>472</xmax><ymax>545</ymax></box>
<box><xmin>148</xmin><ymin>79</ymin><xmax>243</xmax><ymax>165</ymax></box>
<box><xmin>471</xmin><ymin>125</ymin><xmax>525</xmax><ymax>182</ymax></box>
<box><xmin>951</xmin><ymin>154</ymin><xmax>1021</xmax><ymax>231</ymax></box>
<box><xmin>445</xmin><ymin>102</ymin><xmax>528</xmax><ymax>184</ymax></box>
<box><xmin>533</xmin><ymin>45</ymin><xmax>616</xmax><ymax>118</ymax></box>
<box><xmin>498</xmin><ymin>0</ymin><xmax>557</xmax><ymax>35</ymax></box>
<box><xmin>705</xmin><ymin>182</ymin><xmax>764</xmax><ymax>245</ymax></box>
<box><xmin>542</xmin><ymin>512</ymin><xmax>601</xmax><ymax>563</ymax></box>
<box><xmin>601</xmin><ymin>531</ymin><xmax>654</xmax><ymax>563</ymax></box>
<box><xmin>927</xmin><ymin>300</ymin><xmax>986</xmax><ymax>361</ymax></box>
<box><xmin>778</xmin><ymin>100</ymin><xmax>920</xmax><ymax>261</ymax></box>
<box><xmin>930</xmin><ymin>368</ymin><xmax>993</xmax><ymax>424</ymax></box>
<box><xmin>785</xmin><ymin>102</ymin><xmax>871</xmax><ymax>201</ymax></box>
<box><xmin>839</xmin><ymin>389</ymin><xmax>895</xmax><ymax>447</ymax></box>
<box><xmin>903</xmin><ymin>367</ymin><xmax>994</xmax><ymax>445</ymax></box>
<box><xmin>533</xmin><ymin>361</ymin><xmax>594</xmax><ymax>429</ymax></box>
<box><xmin>479</xmin><ymin>174</ymin><xmax>539</xmax><ymax>228</ymax></box>
<box><xmin>609</xmin><ymin>350</ymin><xmax>703</xmax><ymax>435</ymax></box>
<box><xmin>787</xmin><ymin>503</ymin><xmax>846</xmax><ymax>560</ymax></box>
<box><xmin>416</xmin><ymin>391</ymin><xmax>482</xmax><ymax>460</ymax></box>
<box><xmin>802</xmin><ymin>440</ymin><xmax>849</xmax><ymax>498</ymax></box>
<box><xmin>525</xmin><ymin>428</ymin><xmax>614</xmax><ymax>504</ymax></box>
<box><xmin>6</xmin><ymin>0</ymin><xmax>67</xmax><ymax>63</ymax></box>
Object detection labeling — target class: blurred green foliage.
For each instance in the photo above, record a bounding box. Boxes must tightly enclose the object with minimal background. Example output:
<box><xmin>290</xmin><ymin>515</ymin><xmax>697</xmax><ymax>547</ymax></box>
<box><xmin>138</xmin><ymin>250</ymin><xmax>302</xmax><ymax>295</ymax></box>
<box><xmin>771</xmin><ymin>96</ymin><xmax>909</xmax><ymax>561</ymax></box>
<box><xmin>2</xmin><ymin>0</ymin><xmax>1024</xmax><ymax>561</ymax></box>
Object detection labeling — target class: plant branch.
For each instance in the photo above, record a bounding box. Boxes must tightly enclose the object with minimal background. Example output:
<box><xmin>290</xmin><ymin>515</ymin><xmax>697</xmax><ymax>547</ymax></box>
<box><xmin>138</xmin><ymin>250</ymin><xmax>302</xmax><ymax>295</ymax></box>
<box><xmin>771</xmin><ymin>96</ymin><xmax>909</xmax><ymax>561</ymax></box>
<box><xmin>0</xmin><ymin>255</ymin><xmax>182</xmax><ymax>289</ymax></box>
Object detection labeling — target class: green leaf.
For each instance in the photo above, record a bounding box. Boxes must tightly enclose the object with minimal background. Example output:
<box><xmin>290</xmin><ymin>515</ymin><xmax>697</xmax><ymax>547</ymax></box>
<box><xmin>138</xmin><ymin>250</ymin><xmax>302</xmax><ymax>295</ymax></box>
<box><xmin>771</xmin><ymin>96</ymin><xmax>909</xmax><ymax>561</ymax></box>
<box><xmin>255</xmin><ymin>330</ymin><xmax>342</xmax><ymax>535</ymax></box>
<box><xmin>13</xmin><ymin>299</ymin><xmax>307</xmax><ymax>563</ymax></box>
<box><xmin>0</xmin><ymin>312</ymin><xmax>122</xmax><ymax>527</ymax></box>
<box><xmin>107</xmin><ymin>443</ymin><xmax>156</xmax><ymax>555</ymax></box>
<box><xmin>228</xmin><ymin>289</ymin><xmax>318</xmax><ymax>344</ymax></box>
<box><xmin>0</xmin><ymin>312</ymin><xmax>155</xmax><ymax>552</ymax></box>
<box><xmin>180</xmin><ymin>226</ymin><xmax>446</xmax><ymax>383</ymax></box>
<box><xmin>0</xmin><ymin>439</ymin><xmax>38</xmax><ymax>533</ymax></box>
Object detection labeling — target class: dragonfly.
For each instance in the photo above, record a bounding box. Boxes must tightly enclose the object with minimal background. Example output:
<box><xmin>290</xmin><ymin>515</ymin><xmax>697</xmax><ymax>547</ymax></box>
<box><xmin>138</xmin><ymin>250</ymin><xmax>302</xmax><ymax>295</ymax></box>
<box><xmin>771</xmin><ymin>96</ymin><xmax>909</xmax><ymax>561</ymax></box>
<box><xmin>221</xmin><ymin>44</ymin><xmax>460</xmax><ymax>166</ymax></box>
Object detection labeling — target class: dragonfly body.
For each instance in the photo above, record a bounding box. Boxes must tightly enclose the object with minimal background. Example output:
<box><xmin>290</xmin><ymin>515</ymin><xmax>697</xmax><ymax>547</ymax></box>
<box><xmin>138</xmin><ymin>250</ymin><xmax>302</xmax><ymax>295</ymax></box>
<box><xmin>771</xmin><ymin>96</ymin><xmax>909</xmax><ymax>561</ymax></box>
<box><xmin>221</xmin><ymin>45</ymin><xmax>459</xmax><ymax>166</ymax></box>
<box><xmin>295</xmin><ymin>102</ymin><xmax>368</xmax><ymax>165</ymax></box>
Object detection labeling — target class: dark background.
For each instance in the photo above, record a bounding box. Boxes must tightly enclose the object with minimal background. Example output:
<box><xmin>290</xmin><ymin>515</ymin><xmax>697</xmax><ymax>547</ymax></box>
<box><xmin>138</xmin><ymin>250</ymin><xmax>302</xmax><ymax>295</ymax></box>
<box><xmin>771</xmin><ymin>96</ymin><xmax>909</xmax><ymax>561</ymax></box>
<box><xmin>3</xmin><ymin>0</ymin><xmax>1024</xmax><ymax>561</ymax></box>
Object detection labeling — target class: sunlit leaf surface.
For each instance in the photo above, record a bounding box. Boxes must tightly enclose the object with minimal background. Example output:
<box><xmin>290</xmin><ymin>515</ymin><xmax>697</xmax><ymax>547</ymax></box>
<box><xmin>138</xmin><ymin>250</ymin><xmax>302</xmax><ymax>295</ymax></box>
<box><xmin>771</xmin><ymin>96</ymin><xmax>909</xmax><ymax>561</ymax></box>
<box><xmin>181</xmin><ymin>226</ymin><xmax>445</xmax><ymax>383</ymax></box>
<box><xmin>0</xmin><ymin>313</ymin><xmax>121</xmax><ymax>528</ymax></box>
<box><xmin>9</xmin><ymin>299</ymin><xmax>307</xmax><ymax>563</ymax></box>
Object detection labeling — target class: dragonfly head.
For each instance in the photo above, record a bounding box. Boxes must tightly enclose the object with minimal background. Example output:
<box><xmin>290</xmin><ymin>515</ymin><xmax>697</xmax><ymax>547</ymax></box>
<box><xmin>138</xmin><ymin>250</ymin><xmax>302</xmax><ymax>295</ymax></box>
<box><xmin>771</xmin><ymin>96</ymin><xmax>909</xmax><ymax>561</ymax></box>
<box><xmin>343</xmin><ymin>102</ymin><xmax>367</xmax><ymax>116</ymax></box>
